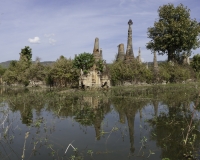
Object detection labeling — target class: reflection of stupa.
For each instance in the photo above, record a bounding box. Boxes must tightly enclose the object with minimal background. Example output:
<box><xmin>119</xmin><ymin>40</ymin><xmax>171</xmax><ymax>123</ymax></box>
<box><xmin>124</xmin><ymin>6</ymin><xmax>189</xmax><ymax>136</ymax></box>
<box><xmin>119</xmin><ymin>112</ymin><xmax>126</xmax><ymax>124</ymax></box>
<box><xmin>152</xmin><ymin>100</ymin><xmax>158</xmax><ymax>117</ymax></box>
<box><xmin>125</xmin><ymin>109</ymin><xmax>137</xmax><ymax>153</ymax></box>
<box><xmin>78</xmin><ymin>96</ymin><xmax>111</xmax><ymax>140</ymax></box>
<box><xmin>113</xmin><ymin>97</ymin><xmax>150</xmax><ymax>153</ymax></box>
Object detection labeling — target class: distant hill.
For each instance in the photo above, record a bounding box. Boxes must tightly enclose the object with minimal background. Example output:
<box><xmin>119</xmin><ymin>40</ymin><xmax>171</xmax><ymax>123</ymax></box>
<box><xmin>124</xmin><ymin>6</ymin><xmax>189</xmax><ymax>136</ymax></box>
<box><xmin>0</xmin><ymin>61</ymin><xmax>13</xmax><ymax>68</ymax></box>
<box><xmin>0</xmin><ymin>60</ymin><xmax>55</xmax><ymax>68</ymax></box>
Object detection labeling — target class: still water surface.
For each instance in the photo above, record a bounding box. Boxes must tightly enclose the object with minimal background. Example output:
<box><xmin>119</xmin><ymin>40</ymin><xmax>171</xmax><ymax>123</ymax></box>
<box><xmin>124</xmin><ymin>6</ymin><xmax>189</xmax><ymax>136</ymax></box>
<box><xmin>0</xmin><ymin>87</ymin><xmax>200</xmax><ymax>160</ymax></box>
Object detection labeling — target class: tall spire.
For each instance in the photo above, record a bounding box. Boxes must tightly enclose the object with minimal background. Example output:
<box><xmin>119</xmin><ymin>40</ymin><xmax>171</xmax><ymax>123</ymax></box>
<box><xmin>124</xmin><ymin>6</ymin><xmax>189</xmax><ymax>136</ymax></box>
<box><xmin>153</xmin><ymin>51</ymin><xmax>158</xmax><ymax>70</ymax></box>
<box><xmin>137</xmin><ymin>47</ymin><xmax>141</xmax><ymax>63</ymax></box>
<box><xmin>93</xmin><ymin>37</ymin><xmax>99</xmax><ymax>52</ymax></box>
<box><xmin>93</xmin><ymin>37</ymin><xmax>102</xmax><ymax>61</ymax></box>
<box><xmin>125</xmin><ymin>19</ymin><xmax>134</xmax><ymax>62</ymax></box>
<box><xmin>116</xmin><ymin>43</ymin><xmax>125</xmax><ymax>61</ymax></box>
<box><xmin>153</xmin><ymin>51</ymin><xmax>159</xmax><ymax>83</ymax></box>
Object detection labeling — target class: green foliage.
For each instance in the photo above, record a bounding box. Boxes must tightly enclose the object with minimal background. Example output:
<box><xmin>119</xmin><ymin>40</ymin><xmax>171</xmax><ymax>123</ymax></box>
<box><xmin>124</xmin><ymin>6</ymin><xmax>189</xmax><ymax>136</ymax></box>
<box><xmin>109</xmin><ymin>59</ymin><xmax>152</xmax><ymax>85</ymax></box>
<box><xmin>73</xmin><ymin>53</ymin><xmax>95</xmax><ymax>74</ymax></box>
<box><xmin>45</xmin><ymin>72</ymin><xmax>54</xmax><ymax>87</ymax></box>
<box><xmin>159</xmin><ymin>62</ymin><xmax>192</xmax><ymax>83</ymax></box>
<box><xmin>191</xmin><ymin>54</ymin><xmax>200</xmax><ymax>72</ymax></box>
<box><xmin>19</xmin><ymin>46</ymin><xmax>32</xmax><ymax>63</ymax></box>
<box><xmin>96</xmin><ymin>59</ymin><xmax>104</xmax><ymax>72</ymax></box>
<box><xmin>2</xmin><ymin>47</ymin><xmax>33</xmax><ymax>86</ymax></box>
<box><xmin>146</xmin><ymin>3</ymin><xmax>200</xmax><ymax>62</ymax></box>
<box><xmin>3</xmin><ymin>61</ymin><xmax>20</xmax><ymax>85</ymax></box>
<box><xmin>48</xmin><ymin>56</ymin><xmax>79</xmax><ymax>87</ymax></box>
<box><xmin>26</xmin><ymin>59</ymin><xmax>46</xmax><ymax>85</ymax></box>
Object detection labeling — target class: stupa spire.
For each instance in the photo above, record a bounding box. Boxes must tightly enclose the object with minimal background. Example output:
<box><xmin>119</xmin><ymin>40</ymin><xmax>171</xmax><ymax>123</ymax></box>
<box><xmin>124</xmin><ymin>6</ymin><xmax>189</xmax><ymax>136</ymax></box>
<box><xmin>93</xmin><ymin>37</ymin><xmax>102</xmax><ymax>61</ymax></box>
<box><xmin>116</xmin><ymin>43</ymin><xmax>125</xmax><ymax>61</ymax></box>
<box><xmin>125</xmin><ymin>19</ymin><xmax>134</xmax><ymax>61</ymax></box>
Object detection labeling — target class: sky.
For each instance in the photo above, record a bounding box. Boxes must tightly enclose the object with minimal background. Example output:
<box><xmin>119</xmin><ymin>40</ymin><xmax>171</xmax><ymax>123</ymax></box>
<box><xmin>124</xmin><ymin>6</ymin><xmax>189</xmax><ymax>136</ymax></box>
<box><xmin>0</xmin><ymin>0</ymin><xmax>200</xmax><ymax>63</ymax></box>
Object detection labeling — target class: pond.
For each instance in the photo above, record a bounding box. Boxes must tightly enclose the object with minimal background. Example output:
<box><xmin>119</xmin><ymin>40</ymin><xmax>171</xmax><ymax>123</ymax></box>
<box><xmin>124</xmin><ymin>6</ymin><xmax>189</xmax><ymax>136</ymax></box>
<box><xmin>0</xmin><ymin>85</ymin><xmax>200</xmax><ymax>160</ymax></box>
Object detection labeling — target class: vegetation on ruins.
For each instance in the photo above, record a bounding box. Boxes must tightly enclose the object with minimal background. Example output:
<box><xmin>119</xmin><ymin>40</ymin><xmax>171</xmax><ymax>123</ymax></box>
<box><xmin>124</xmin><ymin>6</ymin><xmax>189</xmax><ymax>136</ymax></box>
<box><xmin>146</xmin><ymin>3</ymin><xmax>200</xmax><ymax>62</ymax></box>
<box><xmin>73</xmin><ymin>52</ymin><xmax>95</xmax><ymax>74</ymax></box>
<box><xmin>109</xmin><ymin>59</ymin><xmax>152</xmax><ymax>85</ymax></box>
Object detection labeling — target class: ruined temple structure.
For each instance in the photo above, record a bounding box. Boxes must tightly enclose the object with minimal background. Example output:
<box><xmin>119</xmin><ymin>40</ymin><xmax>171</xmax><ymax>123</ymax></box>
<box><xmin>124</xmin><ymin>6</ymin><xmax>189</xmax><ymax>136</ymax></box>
<box><xmin>153</xmin><ymin>51</ymin><xmax>159</xmax><ymax>82</ymax></box>
<box><xmin>153</xmin><ymin>51</ymin><xmax>158</xmax><ymax>70</ymax></box>
<box><xmin>183</xmin><ymin>53</ymin><xmax>190</xmax><ymax>65</ymax></box>
<box><xmin>136</xmin><ymin>47</ymin><xmax>142</xmax><ymax>64</ymax></box>
<box><xmin>116</xmin><ymin>19</ymin><xmax>138</xmax><ymax>62</ymax></box>
<box><xmin>116</xmin><ymin>43</ymin><xmax>125</xmax><ymax>61</ymax></box>
<box><xmin>124</xmin><ymin>19</ymin><xmax>134</xmax><ymax>62</ymax></box>
<box><xmin>79</xmin><ymin>38</ymin><xmax>110</xmax><ymax>88</ymax></box>
<box><xmin>93</xmin><ymin>38</ymin><xmax>102</xmax><ymax>62</ymax></box>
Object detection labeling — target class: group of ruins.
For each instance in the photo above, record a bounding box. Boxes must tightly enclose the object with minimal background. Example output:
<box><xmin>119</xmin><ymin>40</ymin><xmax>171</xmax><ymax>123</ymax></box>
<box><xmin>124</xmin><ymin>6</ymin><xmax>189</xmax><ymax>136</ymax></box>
<box><xmin>79</xmin><ymin>19</ymin><xmax>147</xmax><ymax>88</ymax></box>
<box><xmin>0</xmin><ymin>19</ymin><xmax>192</xmax><ymax>88</ymax></box>
<box><xmin>79</xmin><ymin>19</ymin><xmax>192</xmax><ymax>88</ymax></box>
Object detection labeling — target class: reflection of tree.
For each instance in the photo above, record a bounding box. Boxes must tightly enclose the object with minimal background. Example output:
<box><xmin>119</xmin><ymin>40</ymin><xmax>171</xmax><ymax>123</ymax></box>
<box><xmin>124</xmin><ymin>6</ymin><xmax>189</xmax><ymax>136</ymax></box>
<box><xmin>112</xmin><ymin>97</ymin><xmax>150</xmax><ymax>153</ymax></box>
<box><xmin>3</xmin><ymin>89</ymin><xmax>46</xmax><ymax>126</ymax></box>
<box><xmin>21</xmin><ymin>106</ymin><xmax>33</xmax><ymax>125</ymax></box>
<box><xmin>148</xmin><ymin>98</ymin><xmax>200</xmax><ymax>159</ymax></box>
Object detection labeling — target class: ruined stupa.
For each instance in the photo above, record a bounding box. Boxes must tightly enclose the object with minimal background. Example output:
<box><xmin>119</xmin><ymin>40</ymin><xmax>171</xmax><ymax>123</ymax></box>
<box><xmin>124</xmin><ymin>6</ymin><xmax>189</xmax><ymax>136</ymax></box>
<box><xmin>79</xmin><ymin>38</ymin><xmax>110</xmax><ymax>88</ymax></box>
<box><xmin>93</xmin><ymin>37</ymin><xmax>102</xmax><ymax>62</ymax></box>
<box><xmin>137</xmin><ymin>47</ymin><xmax>142</xmax><ymax>63</ymax></box>
<box><xmin>125</xmin><ymin>19</ymin><xmax>134</xmax><ymax>62</ymax></box>
<box><xmin>116</xmin><ymin>43</ymin><xmax>125</xmax><ymax>61</ymax></box>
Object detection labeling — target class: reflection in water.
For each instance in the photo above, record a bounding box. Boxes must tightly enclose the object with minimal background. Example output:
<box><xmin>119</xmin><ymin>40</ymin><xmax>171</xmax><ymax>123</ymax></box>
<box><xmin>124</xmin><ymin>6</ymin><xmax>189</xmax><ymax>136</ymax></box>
<box><xmin>112</xmin><ymin>98</ymin><xmax>149</xmax><ymax>154</ymax></box>
<box><xmin>152</xmin><ymin>100</ymin><xmax>158</xmax><ymax>117</ymax></box>
<box><xmin>1</xmin><ymin>85</ymin><xmax>200</xmax><ymax>159</ymax></box>
<box><xmin>76</xmin><ymin>96</ymin><xmax>111</xmax><ymax>140</ymax></box>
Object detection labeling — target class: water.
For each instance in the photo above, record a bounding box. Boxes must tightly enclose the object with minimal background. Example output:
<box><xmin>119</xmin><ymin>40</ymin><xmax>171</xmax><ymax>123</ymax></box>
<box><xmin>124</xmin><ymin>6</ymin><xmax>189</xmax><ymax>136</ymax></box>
<box><xmin>0</xmin><ymin>86</ymin><xmax>200</xmax><ymax>160</ymax></box>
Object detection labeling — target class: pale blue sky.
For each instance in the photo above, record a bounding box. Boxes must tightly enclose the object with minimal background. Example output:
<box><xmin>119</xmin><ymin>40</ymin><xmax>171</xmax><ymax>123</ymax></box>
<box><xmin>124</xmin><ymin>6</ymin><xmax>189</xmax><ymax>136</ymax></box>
<box><xmin>0</xmin><ymin>0</ymin><xmax>199</xmax><ymax>63</ymax></box>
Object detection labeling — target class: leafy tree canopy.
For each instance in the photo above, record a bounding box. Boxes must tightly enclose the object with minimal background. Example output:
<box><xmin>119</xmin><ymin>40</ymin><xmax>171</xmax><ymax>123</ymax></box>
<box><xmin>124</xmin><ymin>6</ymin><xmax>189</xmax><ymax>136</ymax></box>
<box><xmin>19</xmin><ymin>46</ymin><xmax>32</xmax><ymax>62</ymax></box>
<box><xmin>191</xmin><ymin>54</ymin><xmax>200</xmax><ymax>72</ymax></box>
<box><xmin>73</xmin><ymin>52</ymin><xmax>95</xmax><ymax>74</ymax></box>
<box><xmin>146</xmin><ymin>3</ymin><xmax>200</xmax><ymax>62</ymax></box>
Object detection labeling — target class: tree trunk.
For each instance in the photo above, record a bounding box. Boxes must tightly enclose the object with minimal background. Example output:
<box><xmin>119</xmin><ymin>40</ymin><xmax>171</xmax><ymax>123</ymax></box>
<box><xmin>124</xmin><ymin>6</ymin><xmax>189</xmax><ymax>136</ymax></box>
<box><xmin>168</xmin><ymin>50</ymin><xmax>175</xmax><ymax>62</ymax></box>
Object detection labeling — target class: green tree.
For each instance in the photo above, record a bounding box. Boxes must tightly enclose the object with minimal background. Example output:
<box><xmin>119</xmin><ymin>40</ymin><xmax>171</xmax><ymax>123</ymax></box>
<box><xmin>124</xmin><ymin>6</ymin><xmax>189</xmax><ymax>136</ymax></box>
<box><xmin>2</xmin><ymin>61</ymin><xmax>18</xmax><ymax>85</ymax></box>
<box><xmin>191</xmin><ymin>54</ymin><xmax>200</xmax><ymax>80</ymax></box>
<box><xmin>50</xmin><ymin>55</ymin><xmax>79</xmax><ymax>87</ymax></box>
<box><xmin>191</xmin><ymin>54</ymin><xmax>200</xmax><ymax>72</ymax></box>
<box><xmin>159</xmin><ymin>62</ymin><xmax>192</xmax><ymax>83</ymax></box>
<box><xmin>73</xmin><ymin>52</ymin><xmax>95</xmax><ymax>74</ymax></box>
<box><xmin>3</xmin><ymin>46</ymin><xmax>33</xmax><ymax>86</ymax></box>
<box><xmin>146</xmin><ymin>3</ymin><xmax>200</xmax><ymax>62</ymax></box>
<box><xmin>26</xmin><ymin>58</ymin><xmax>46</xmax><ymax>86</ymax></box>
<box><xmin>19</xmin><ymin>46</ymin><xmax>32</xmax><ymax>63</ymax></box>
<box><xmin>110</xmin><ymin>59</ymin><xmax>152</xmax><ymax>85</ymax></box>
